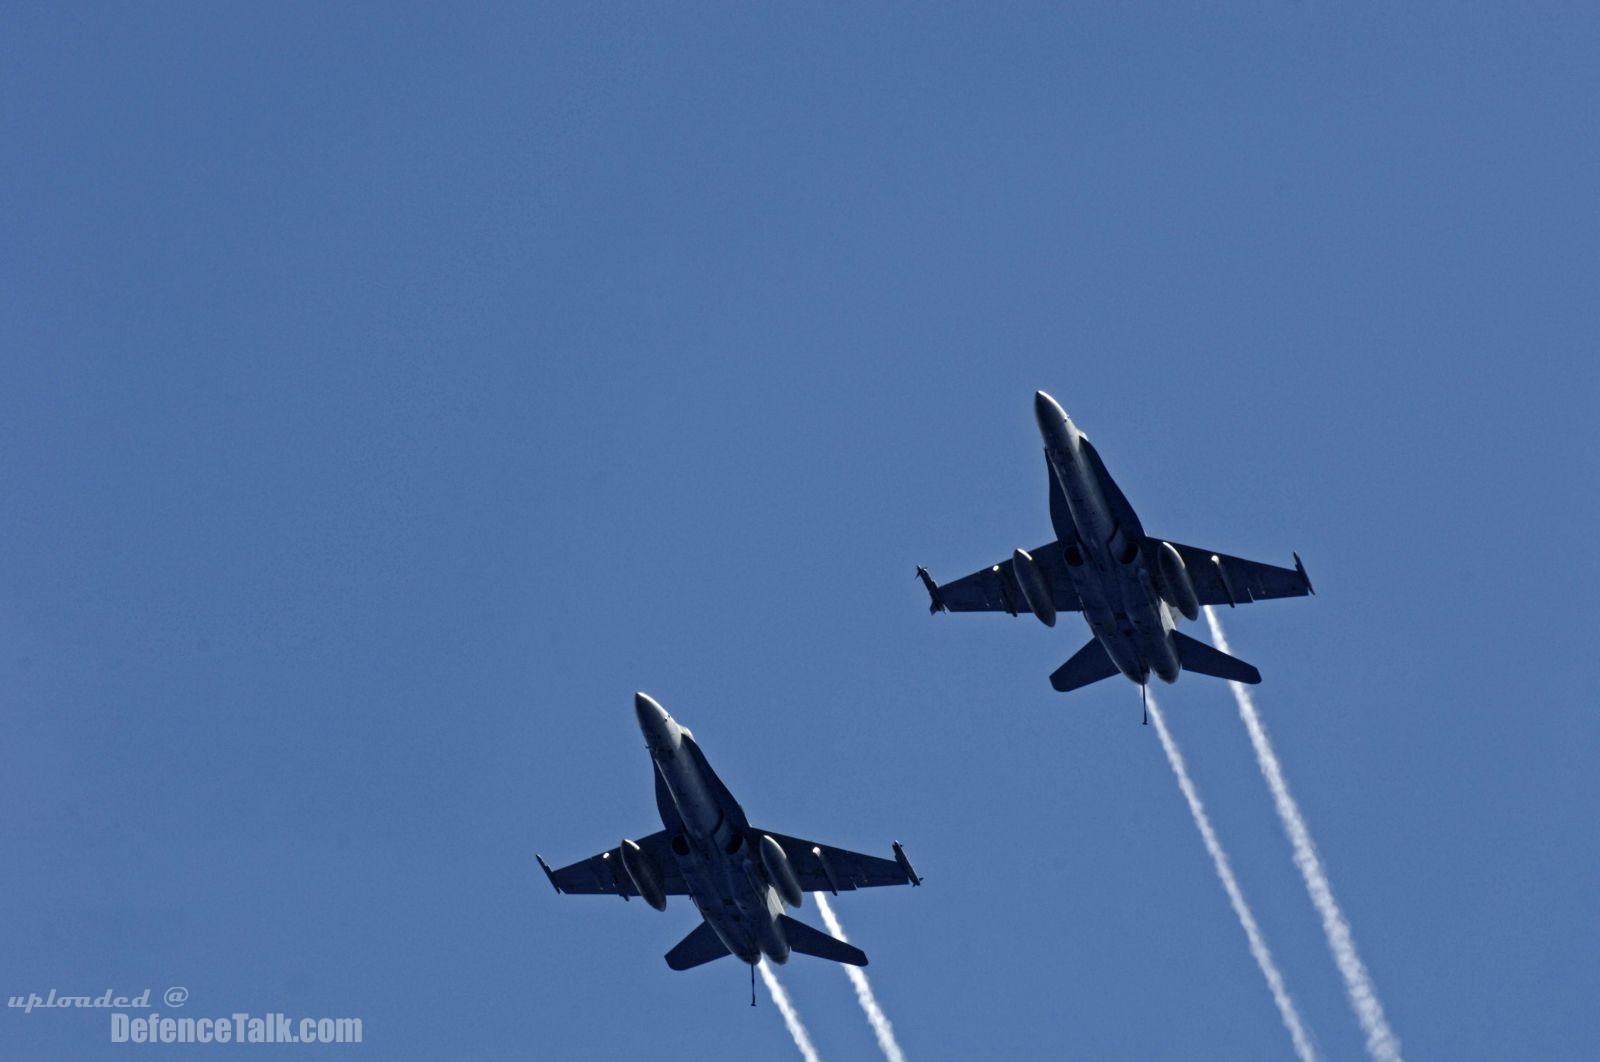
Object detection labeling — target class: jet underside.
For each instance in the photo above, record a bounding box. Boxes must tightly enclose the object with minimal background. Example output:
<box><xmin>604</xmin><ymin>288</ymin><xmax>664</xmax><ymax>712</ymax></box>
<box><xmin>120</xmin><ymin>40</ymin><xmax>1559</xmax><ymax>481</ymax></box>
<box><xmin>538</xmin><ymin>695</ymin><xmax>918</xmax><ymax>979</ymax></box>
<box><xmin>918</xmin><ymin>392</ymin><xmax>1314</xmax><ymax>697</ymax></box>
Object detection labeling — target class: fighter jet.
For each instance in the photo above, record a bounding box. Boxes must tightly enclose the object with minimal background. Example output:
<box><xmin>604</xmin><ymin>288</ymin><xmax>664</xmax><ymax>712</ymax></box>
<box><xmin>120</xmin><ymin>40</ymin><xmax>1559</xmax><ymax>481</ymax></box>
<box><xmin>537</xmin><ymin>693</ymin><xmax>920</xmax><ymax>1003</ymax></box>
<box><xmin>917</xmin><ymin>392</ymin><xmax>1313</xmax><ymax>717</ymax></box>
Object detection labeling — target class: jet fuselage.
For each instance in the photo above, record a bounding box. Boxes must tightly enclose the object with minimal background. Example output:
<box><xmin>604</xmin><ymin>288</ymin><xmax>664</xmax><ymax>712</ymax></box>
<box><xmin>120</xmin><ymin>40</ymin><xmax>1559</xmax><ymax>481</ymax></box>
<box><xmin>636</xmin><ymin>694</ymin><xmax>790</xmax><ymax>967</ymax></box>
<box><xmin>1035</xmin><ymin>391</ymin><xmax>1180</xmax><ymax>686</ymax></box>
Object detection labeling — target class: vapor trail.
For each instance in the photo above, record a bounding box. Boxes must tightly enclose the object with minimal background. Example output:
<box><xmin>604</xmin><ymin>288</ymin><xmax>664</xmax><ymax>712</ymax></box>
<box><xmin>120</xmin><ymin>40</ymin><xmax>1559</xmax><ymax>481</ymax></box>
<box><xmin>758</xmin><ymin>960</ymin><xmax>821</xmax><ymax>1062</ymax></box>
<box><xmin>1147</xmin><ymin>691</ymin><xmax>1319</xmax><ymax>1062</ymax></box>
<box><xmin>1204</xmin><ymin>607</ymin><xmax>1401</xmax><ymax>1062</ymax></box>
<box><xmin>813</xmin><ymin>892</ymin><xmax>907</xmax><ymax>1062</ymax></box>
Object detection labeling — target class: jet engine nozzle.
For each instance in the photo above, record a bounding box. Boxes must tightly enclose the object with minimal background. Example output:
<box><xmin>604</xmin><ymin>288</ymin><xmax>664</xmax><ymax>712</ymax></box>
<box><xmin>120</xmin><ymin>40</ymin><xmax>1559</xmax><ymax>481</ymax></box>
<box><xmin>760</xmin><ymin>834</ymin><xmax>805</xmax><ymax>909</ymax></box>
<box><xmin>619</xmin><ymin>838</ymin><xmax>668</xmax><ymax>911</ymax></box>
<box><xmin>1156</xmin><ymin>541</ymin><xmax>1200</xmax><ymax>621</ymax></box>
<box><xmin>1011</xmin><ymin>548</ymin><xmax>1057</xmax><ymax>627</ymax></box>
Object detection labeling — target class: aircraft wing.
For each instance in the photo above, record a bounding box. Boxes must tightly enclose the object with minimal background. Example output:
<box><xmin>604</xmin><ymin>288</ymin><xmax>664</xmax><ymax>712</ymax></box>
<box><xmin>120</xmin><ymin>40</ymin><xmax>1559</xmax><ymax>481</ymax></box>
<box><xmin>925</xmin><ymin>542</ymin><xmax>1083</xmax><ymax>615</ymax></box>
<box><xmin>538</xmin><ymin>831</ymin><xmax>688</xmax><ymax>898</ymax></box>
<box><xmin>1159</xmin><ymin>540</ymin><xmax>1314</xmax><ymax>606</ymax></box>
<box><xmin>758</xmin><ymin>831</ymin><xmax>920</xmax><ymax>892</ymax></box>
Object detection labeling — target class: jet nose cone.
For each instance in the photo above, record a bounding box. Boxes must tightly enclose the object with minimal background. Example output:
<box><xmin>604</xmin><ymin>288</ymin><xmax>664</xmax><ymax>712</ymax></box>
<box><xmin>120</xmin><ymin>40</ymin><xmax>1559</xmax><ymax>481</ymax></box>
<box><xmin>1034</xmin><ymin>390</ymin><xmax>1078</xmax><ymax>447</ymax></box>
<box><xmin>634</xmin><ymin>692</ymin><xmax>679</xmax><ymax>752</ymax></box>
<box><xmin>635</xmin><ymin>691</ymin><xmax>666</xmax><ymax>728</ymax></box>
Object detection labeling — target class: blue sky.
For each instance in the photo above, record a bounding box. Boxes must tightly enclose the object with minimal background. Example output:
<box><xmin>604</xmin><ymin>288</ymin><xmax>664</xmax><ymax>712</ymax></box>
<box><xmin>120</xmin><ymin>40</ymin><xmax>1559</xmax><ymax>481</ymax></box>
<box><xmin>4</xmin><ymin>4</ymin><xmax>1597</xmax><ymax>1059</ymax></box>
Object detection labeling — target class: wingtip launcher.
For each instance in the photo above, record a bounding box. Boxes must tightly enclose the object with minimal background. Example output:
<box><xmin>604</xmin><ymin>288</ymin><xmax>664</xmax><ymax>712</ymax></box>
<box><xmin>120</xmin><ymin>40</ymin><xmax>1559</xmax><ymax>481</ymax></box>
<box><xmin>892</xmin><ymin>841</ymin><xmax>922</xmax><ymax>886</ymax></box>
<box><xmin>536</xmin><ymin>854</ymin><xmax>563</xmax><ymax>895</ymax></box>
<box><xmin>915</xmin><ymin>567</ymin><xmax>947</xmax><ymax>614</ymax></box>
<box><xmin>1293</xmin><ymin>552</ymin><xmax>1315</xmax><ymax>595</ymax></box>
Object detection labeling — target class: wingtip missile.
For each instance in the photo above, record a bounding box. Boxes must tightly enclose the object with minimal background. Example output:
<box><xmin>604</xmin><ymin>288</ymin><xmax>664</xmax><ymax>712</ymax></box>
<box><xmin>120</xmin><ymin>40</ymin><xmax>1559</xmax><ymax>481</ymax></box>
<box><xmin>1293</xmin><ymin>552</ymin><xmax>1315</xmax><ymax>595</ymax></box>
<box><xmin>536</xmin><ymin>854</ymin><xmax>562</xmax><ymax>894</ymax></box>
<box><xmin>915</xmin><ymin>566</ymin><xmax>947</xmax><ymax>614</ymax></box>
<box><xmin>891</xmin><ymin>841</ymin><xmax>922</xmax><ymax>886</ymax></box>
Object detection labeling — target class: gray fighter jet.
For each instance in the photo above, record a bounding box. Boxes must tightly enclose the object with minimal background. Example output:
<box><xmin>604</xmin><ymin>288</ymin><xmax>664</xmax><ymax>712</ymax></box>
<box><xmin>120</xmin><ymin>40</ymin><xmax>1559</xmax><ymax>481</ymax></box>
<box><xmin>537</xmin><ymin>693</ymin><xmax>920</xmax><ymax>1002</ymax></box>
<box><xmin>917</xmin><ymin>392</ymin><xmax>1313</xmax><ymax>718</ymax></box>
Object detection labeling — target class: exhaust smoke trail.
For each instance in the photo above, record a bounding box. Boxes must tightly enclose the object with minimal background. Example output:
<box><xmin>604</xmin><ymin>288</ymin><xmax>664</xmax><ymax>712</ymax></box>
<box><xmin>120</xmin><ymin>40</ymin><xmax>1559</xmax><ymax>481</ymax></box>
<box><xmin>759</xmin><ymin>959</ymin><xmax>821</xmax><ymax>1062</ymax></box>
<box><xmin>1203</xmin><ymin>607</ymin><xmax>1402</xmax><ymax>1062</ymax></box>
<box><xmin>813</xmin><ymin>892</ymin><xmax>907</xmax><ymax>1062</ymax></box>
<box><xmin>1147</xmin><ymin>691</ymin><xmax>1319</xmax><ymax>1062</ymax></box>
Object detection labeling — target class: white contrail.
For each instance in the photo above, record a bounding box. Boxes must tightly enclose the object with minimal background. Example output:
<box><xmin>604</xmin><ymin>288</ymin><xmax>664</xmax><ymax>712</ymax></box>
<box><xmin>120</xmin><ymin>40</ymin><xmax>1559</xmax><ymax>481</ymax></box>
<box><xmin>1204</xmin><ymin>606</ymin><xmax>1401</xmax><ymax>1062</ymax></box>
<box><xmin>758</xmin><ymin>959</ymin><xmax>821</xmax><ymax>1062</ymax></box>
<box><xmin>813</xmin><ymin>892</ymin><xmax>907</xmax><ymax>1062</ymax></box>
<box><xmin>1147</xmin><ymin>691</ymin><xmax>1319</xmax><ymax>1062</ymax></box>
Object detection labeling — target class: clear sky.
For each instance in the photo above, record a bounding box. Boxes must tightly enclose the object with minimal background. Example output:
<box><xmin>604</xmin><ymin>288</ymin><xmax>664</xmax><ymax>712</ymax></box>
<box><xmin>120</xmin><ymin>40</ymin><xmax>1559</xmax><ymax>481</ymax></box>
<box><xmin>4</xmin><ymin>4</ymin><xmax>1598</xmax><ymax>1059</ymax></box>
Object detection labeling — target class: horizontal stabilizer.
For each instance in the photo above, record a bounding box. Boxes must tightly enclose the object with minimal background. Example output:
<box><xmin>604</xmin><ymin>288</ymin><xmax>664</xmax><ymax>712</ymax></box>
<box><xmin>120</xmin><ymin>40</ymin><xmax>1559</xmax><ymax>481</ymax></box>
<box><xmin>664</xmin><ymin>920</ymin><xmax>731</xmax><ymax>971</ymax></box>
<box><xmin>1050</xmin><ymin>638</ymin><xmax>1120</xmax><ymax>692</ymax></box>
<box><xmin>778</xmin><ymin>915</ymin><xmax>868</xmax><ymax>967</ymax></box>
<box><xmin>1171</xmin><ymin>630</ymin><xmax>1261</xmax><ymax>685</ymax></box>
